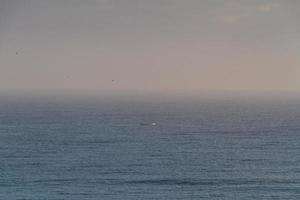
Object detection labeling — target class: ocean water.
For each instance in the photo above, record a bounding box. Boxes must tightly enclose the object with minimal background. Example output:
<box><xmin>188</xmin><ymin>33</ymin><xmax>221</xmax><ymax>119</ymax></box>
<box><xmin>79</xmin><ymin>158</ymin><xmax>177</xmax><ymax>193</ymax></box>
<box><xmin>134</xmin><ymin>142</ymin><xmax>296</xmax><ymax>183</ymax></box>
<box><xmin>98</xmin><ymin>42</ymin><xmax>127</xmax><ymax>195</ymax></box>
<box><xmin>1</xmin><ymin>96</ymin><xmax>300</xmax><ymax>199</ymax></box>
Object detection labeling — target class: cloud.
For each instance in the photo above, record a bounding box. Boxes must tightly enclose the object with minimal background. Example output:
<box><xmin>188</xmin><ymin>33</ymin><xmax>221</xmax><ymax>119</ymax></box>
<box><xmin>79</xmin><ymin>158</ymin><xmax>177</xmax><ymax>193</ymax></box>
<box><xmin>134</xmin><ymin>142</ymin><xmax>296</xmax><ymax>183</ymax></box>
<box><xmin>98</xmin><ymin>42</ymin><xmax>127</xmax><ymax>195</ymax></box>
<box><xmin>220</xmin><ymin>13</ymin><xmax>249</xmax><ymax>24</ymax></box>
<box><xmin>221</xmin><ymin>15</ymin><xmax>240</xmax><ymax>24</ymax></box>
<box><xmin>220</xmin><ymin>2</ymin><xmax>281</xmax><ymax>24</ymax></box>
<box><xmin>257</xmin><ymin>3</ymin><xmax>280</xmax><ymax>13</ymax></box>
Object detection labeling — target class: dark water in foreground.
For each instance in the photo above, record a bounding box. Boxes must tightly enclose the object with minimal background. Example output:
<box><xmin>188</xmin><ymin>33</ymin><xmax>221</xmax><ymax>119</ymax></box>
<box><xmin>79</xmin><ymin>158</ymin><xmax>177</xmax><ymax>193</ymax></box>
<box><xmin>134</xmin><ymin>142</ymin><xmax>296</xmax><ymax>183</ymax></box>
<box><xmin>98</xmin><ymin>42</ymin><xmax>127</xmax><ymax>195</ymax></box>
<box><xmin>1</xmin><ymin>97</ymin><xmax>300</xmax><ymax>199</ymax></box>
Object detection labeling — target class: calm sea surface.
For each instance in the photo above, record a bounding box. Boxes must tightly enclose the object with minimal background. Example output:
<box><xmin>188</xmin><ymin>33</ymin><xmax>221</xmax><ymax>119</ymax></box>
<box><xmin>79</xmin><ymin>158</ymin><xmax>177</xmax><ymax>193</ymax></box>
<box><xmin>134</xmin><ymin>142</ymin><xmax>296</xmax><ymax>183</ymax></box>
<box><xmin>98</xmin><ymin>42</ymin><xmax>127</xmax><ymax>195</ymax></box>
<box><xmin>1</xmin><ymin>96</ymin><xmax>300</xmax><ymax>199</ymax></box>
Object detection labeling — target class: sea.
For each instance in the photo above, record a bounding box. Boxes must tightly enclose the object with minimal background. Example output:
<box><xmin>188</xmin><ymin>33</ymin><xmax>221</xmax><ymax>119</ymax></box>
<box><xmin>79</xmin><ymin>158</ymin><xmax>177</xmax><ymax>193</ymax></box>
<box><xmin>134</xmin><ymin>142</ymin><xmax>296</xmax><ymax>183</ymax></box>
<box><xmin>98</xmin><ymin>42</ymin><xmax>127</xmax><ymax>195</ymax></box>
<box><xmin>0</xmin><ymin>95</ymin><xmax>300</xmax><ymax>199</ymax></box>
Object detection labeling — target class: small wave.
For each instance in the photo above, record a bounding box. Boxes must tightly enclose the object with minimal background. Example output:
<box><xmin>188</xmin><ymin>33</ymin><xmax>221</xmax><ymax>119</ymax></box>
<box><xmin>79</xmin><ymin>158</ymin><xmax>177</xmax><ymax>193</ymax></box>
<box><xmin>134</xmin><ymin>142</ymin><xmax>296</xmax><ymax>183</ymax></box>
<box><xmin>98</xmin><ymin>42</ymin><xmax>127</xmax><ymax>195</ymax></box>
<box><xmin>123</xmin><ymin>178</ymin><xmax>300</xmax><ymax>186</ymax></box>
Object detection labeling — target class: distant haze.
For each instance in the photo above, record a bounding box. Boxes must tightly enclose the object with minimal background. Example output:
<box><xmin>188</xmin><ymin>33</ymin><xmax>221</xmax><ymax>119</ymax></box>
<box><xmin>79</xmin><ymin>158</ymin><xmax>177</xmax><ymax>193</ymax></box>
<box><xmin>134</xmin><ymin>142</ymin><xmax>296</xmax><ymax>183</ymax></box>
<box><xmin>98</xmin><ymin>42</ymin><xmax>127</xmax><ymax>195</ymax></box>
<box><xmin>1</xmin><ymin>0</ymin><xmax>300</xmax><ymax>96</ymax></box>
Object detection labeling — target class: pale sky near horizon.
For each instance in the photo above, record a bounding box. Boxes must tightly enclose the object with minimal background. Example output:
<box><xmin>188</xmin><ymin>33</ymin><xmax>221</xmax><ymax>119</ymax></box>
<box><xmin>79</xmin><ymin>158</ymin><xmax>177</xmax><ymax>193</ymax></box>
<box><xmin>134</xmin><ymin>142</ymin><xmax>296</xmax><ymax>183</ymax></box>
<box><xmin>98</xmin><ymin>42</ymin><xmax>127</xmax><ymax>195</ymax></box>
<box><xmin>0</xmin><ymin>0</ymin><xmax>300</xmax><ymax>95</ymax></box>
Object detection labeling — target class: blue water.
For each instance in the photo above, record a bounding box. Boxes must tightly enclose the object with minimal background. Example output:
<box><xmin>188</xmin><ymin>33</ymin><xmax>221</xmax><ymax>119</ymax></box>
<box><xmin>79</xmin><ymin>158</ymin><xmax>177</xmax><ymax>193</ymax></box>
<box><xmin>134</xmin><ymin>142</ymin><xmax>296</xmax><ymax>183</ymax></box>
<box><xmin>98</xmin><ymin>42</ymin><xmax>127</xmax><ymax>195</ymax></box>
<box><xmin>1</xmin><ymin>97</ymin><xmax>300</xmax><ymax>199</ymax></box>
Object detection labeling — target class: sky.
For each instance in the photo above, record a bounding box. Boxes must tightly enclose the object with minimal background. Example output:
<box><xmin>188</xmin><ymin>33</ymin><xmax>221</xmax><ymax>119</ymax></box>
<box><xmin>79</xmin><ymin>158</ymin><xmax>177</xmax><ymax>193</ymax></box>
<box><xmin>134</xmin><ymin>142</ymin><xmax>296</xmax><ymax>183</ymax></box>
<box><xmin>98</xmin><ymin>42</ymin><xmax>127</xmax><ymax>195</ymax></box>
<box><xmin>0</xmin><ymin>0</ymin><xmax>300</xmax><ymax>96</ymax></box>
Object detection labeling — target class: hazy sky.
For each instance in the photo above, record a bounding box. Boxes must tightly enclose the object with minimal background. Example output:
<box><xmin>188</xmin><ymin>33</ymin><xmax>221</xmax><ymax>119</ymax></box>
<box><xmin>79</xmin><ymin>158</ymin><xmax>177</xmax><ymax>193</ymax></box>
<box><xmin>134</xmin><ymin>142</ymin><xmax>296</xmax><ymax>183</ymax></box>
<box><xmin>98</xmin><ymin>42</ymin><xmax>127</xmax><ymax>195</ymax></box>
<box><xmin>0</xmin><ymin>0</ymin><xmax>300</xmax><ymax>95</ymax></box>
